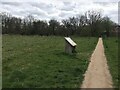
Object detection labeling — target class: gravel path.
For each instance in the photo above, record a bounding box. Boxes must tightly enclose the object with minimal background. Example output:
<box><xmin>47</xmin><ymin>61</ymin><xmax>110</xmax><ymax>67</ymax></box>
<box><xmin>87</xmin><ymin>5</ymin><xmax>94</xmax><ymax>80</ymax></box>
<box><xmin>81</xmin><ymin>38</ymin><xmax>113</xmax><ymax>88</ymax></box>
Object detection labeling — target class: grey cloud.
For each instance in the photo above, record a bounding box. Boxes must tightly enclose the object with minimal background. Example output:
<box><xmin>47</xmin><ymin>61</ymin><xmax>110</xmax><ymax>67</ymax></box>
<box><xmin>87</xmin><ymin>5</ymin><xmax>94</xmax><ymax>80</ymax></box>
<box><xmin>61</xmin><ymin>7</ymin><xmax>74</xmax><ymax>11</ymax></box>
<box><xmin>0</xmin><ymin>0</ymin><xmax>118</xmax><ymax>23</ymax></box>
<box><xmin>118</xmin><ymin>2</ymin><xmax>120</xmax><ymax>24</ymax></box>
<box><xmin>110</xmin><ymin>10</ymin><xmax>118</xmax><ymax>14</ymax></box>
<box><xmin>63</xmin><ymin>1</ymin><xmax>71</xmax><ymax>6</ymax></box>
<box><xmin>0</xmin><ymin>1</ymin><xmax>21</xmax><ymax>6</ymax></box>
<box><xmin>59</xmin><ymin>12</ymin><xmax>69</xmax><ymax>18</ymax></box>
<box><xmin>30</xmin><ymin>2</ymin><xmax>54</xmax><ymax>10</ymax></box>
<box><xmin>28</xmin><ymin>2</ymin><xmax>56</xmax><ymax>15</ymax></box>
<box><xmin>61</xmin><ymin>2</ymin><xmax>76</xmax><ymax>11</ymax></box>
<box><xmin>93</xmin><ymin>0</ymin><xmax>119</xmax><ymax>2</ymax></box>
<box><xmin>0</xmin><ymin>1</ymin><xmax>50</xmax><ymax>20</ymax></box>
<box><xmin>19</xmin><ymin>10</ymin><xmax>45</xmax><ymax>17</ymax></box>
<box><xmin>104</xmin><ymin>9</ymin><xmax>118</xmax><ymax>16</ymax></box>
<box><xmin>59</xmin><ymin>11</ymin><xmax>77</xmax><ymax>19</ymax></box>
<box><xmin>17</xmin><ymin>7</ymin><xmax>49</xmax><ymax>19</ymax></box>
<box><xmin>94</xmin><ymin>2</ymin><xmax>117</xmax><ymax>6</ymax></box>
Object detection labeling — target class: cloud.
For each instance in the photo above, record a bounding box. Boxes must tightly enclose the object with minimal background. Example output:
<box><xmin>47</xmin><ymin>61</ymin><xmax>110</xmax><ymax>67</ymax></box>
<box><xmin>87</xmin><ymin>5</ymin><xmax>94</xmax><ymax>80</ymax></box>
<box><xmin>1</xmin><ymin>1</ymin><xmax>21</xmax><ymax>6</ymax></box>
<box><xmin>0</xmin><ymin>0</ymin><xmax>119</xmax><ymax>23</ymax></box>
<box><xmin>61</xmin><ymin>1</ymin><xmax>76</xmax><ymax>11</ymax></box>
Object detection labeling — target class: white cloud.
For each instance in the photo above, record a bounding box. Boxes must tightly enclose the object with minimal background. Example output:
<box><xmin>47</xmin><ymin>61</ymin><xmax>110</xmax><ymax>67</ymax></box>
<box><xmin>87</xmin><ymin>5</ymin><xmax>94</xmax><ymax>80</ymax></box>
<box><xmin>0</xmin><ymin>0</ymin><xmax>119</xmax><ymax>23</ymax></box>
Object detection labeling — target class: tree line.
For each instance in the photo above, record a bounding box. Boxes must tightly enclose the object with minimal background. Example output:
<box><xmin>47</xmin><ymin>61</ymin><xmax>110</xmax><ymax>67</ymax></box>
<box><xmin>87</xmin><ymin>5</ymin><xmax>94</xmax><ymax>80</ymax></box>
<box><xmin>1</xmin><ymin>11</ymin><xmax>117</xmax><ymax>37</ymax></box>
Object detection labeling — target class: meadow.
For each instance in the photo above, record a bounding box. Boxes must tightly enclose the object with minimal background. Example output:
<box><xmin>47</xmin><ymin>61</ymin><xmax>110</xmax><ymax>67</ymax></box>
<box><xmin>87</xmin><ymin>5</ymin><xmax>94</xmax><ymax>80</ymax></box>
<box><xmin>2</xmin><ymin>35</ymin><xmax>98</xmax><ymax>88</ymax></box>
<box><xmin>103</xmin><ymin>37</ymin><xmax>119</xmax><ymax>88</ymax></box>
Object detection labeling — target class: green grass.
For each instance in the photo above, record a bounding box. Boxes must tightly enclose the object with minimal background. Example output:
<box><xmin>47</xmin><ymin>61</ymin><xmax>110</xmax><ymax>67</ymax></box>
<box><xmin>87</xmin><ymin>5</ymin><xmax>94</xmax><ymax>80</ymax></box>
<box><xmin>2</xmin><ymin>35</ymin><xmax>98</xmax><ymax>88</ymax></box>
<box><xmin>0</xmin><ymin>35</ymin><xmax>2</xmax><ymax>89</ymax></box>
<box><xmin>103</xmin><ymin>37</ymin><xmax>119</xmax><ymax>88</ymax></box>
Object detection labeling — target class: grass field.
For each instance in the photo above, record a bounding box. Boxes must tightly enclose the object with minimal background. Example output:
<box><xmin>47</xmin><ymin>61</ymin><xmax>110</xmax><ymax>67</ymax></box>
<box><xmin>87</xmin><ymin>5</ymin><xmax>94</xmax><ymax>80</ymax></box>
<box><xmin>103</xmin><ymin>37</ymin><xmax>119</xmax><ymax>88</ymax></box>
<box><xmin>0</xmin><ymin>35</ymin><xmax>2</xmax><ymax>89</ymax></box>
<box><xmin>2</xmin><ymin>35</ymin><xmax>98</xmax><ymax>88</ymax></box>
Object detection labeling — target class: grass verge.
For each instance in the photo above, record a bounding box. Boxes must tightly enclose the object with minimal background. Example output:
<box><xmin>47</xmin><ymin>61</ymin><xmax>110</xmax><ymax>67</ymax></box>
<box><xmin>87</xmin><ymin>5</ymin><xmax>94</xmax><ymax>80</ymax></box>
<box><xmin>103</xmin><ymin>37</ymin><xmax>118</xmax><ymax>88</ymax></box>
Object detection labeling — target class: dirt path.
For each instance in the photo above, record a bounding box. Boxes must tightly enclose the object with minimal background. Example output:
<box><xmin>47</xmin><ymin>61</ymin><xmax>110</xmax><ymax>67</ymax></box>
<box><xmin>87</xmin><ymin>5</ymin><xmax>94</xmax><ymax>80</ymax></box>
<box><xmin>81</xmin><ymin>38</ymin><xmax>113</xmax><ymax>88</ymax></box>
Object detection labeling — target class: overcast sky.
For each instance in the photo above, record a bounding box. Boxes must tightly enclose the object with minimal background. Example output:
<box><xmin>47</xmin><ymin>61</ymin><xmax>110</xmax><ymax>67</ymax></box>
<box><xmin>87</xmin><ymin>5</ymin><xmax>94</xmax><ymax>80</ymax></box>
<box><xmin>0</xmin><ymin>0</ymin><xmax>119</xmax><ymax>23</ymax></box>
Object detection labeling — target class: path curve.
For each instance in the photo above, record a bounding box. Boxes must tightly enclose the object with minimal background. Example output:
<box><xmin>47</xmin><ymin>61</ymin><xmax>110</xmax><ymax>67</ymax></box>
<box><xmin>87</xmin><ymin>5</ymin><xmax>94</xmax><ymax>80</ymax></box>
<box><xmin>81</xmin><ymin>38</ymin><xmax>113</xmax><ymax>88</ymax></box>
